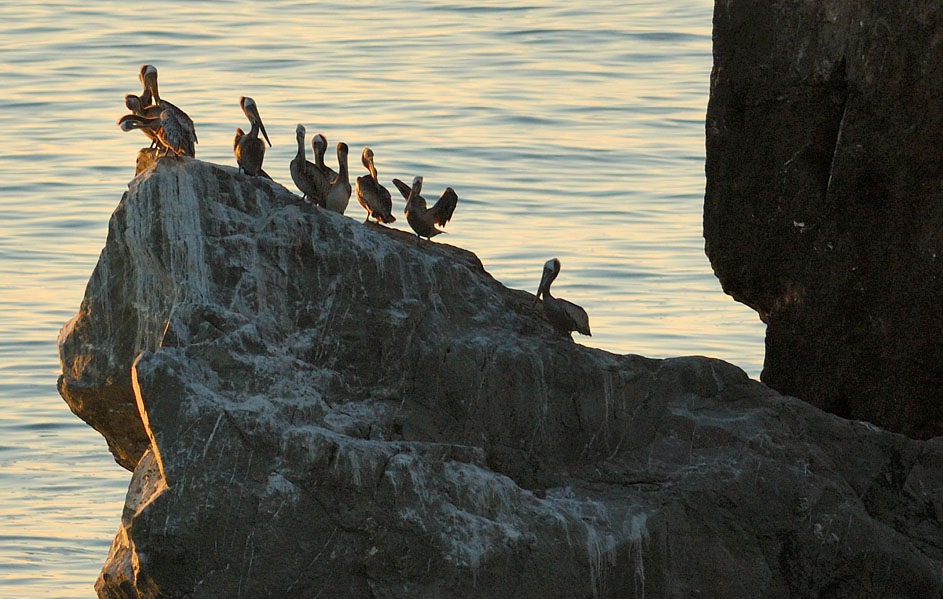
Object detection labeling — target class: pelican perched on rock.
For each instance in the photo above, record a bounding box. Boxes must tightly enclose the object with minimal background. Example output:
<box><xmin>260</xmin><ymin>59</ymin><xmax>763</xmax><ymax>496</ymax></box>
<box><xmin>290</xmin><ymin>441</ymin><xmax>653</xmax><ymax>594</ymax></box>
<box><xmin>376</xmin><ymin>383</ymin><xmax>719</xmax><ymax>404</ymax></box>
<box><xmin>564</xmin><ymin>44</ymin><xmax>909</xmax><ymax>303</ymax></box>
<box><xmin>136</xmin><ymin>65</ymin><xmax>197</xmax><ymax>157</ymax></box>
<box><xmin>234</xmin><ymin>96</ymin><xmax>271</xmax><ymax>178</ymax></box>
<box><xmin>355</xmin><ymin>147</ymin><xmax>395</xmax><ymax>224</ymax></box>
<box><xmin>290</xmin><ymin>124</ymin><xmax>323</xmax><ymax>204</ymax></box>
<box><xmin>532</xmin><ymin>258</ymin><xmax>591</xmax><ymax>339</ymax></box>
<box><xmin>325</xmin><ymin>142</ymin><xmax>351</xmax><ymax>214</ymax></box>
<box><xmin>393</xmin><ymin>176</ymin><xmax>458</xmax><ymax>244</ymax></box>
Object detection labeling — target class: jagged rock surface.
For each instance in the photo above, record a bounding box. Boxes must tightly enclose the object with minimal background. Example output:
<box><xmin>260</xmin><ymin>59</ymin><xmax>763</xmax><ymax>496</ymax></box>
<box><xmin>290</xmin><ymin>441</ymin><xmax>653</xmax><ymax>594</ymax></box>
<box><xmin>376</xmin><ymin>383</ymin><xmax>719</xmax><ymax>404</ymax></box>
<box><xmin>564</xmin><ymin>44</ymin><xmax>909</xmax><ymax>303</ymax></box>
<box><xmin>60</xmin><ymin>157</ymin><xmax>943</xmax><ymax>598</ymax></box>
<box><xmin>704</xmin><ymin>0</ymin><xmax>943</xmax><ymax>438</ymax></box>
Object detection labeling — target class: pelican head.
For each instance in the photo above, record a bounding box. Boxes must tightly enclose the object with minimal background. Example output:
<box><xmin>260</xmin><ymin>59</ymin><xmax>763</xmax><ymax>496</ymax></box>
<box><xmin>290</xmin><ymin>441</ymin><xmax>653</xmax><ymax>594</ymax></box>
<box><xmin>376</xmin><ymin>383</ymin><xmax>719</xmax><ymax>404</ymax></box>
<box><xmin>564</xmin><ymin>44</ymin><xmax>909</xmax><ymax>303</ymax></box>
<box><xmin>404</xmin><ymin>175</ymin><xmax>423</xmax><ymax>213</ymax></box>
<box><xmin>118</xmin><ymin>114</ymin><xmax>158</xmax><ymax>132</ymax></box>
<box><xmin>296</xmin><ymin>123</ymin><xmax>306</xmax><ymax>140</ymax></box>
<box><xmin>139</xmin><ymin>64</ymin><xmax>160</xmax><ymax>106</ymax></box>
<box><xmin>533</xmin><ymin>257</ymin><xmax>562</xmax><ymax>307</ymax></box>
<box><xmin>118</xmin><ymin>114</ymin><xmax>140</xmax><ymax>132</ymax></box>
<box><xmin>362</xmin><ymin>146</ymin><xmax>377</xmax><ymax>178</ymax></box>
<box><xmin>337</xmin><ymin>141</ymin><xmax>348</xmax><ymax>159</ymax></box>
<box><xmin>125</xmin><ymin>93</ymin><xmax>143</xmax><ymax>115</ymax></box>
<box><xmin>311</xmin><ymin>134</ymin><xmax>326</xmax><ymax>163</ymax></box>
<box><xmin>240</xmin><ymin>96</ymin><xmax>271</xmax><ymax>147</ymax></box>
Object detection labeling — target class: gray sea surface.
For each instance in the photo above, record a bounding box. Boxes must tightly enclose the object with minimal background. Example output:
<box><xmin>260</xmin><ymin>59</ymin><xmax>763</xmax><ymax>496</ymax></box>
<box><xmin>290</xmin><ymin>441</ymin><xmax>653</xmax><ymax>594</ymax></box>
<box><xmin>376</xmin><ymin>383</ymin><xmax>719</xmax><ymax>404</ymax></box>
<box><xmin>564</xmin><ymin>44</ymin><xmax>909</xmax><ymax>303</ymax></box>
<box><xmin>0</xmin><ymin>1</ymin><xmax>764</xmax><ymax>596</ymax></box>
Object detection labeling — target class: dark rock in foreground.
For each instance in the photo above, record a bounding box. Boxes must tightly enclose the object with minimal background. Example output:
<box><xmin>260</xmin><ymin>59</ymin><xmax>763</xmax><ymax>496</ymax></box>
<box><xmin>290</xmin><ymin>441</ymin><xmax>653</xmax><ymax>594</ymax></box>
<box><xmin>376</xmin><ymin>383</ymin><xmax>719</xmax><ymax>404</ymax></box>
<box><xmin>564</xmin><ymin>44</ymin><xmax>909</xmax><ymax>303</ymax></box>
<box><xmin>60</xmin><ymin>157</ymin><xmax>943</xmax><ymax>598</ymax></box>
<box><xmin>704</xmin><ymin>0</ymin><xmax>943</xmax><ymax>438</ymax></box>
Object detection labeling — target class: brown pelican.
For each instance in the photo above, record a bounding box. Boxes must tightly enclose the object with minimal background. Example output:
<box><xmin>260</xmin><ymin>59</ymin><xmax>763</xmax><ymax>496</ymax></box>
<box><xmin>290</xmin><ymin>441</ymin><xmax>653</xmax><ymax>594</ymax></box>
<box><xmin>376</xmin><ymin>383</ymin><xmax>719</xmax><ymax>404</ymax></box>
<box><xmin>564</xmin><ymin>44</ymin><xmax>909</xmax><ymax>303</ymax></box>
<box><xmin>312</xmin><ymin>133</ymin><xmax>337</xmax><ymax>195</ymax></box>
<box><xmin>325</xmin><ymin>142</ymin><xmax>351</xmax><ymax>214</ymax></box>
<box><xmin>234</xmin><ymin>96</ymin><xmax>272</xmax><ymax>178</ymax></box>
<box><xmin>393</xmin><ymin>176</ymin><xmax>458</xmax><ymax>244</ymax></box>
<box><xmin>532</xmin><ymin>258</ymin><xmax>591</xmax><ymax>339</ymax></box>
<box><xmin>290</xmin><ymin>124</ymin><xmax>323</xmax><ymax>205</ymax></box>
<box><xmin>137</xmin><ymin>65</ymin><xmax>197</xmax><ymax>157</ymax></box>
<box><xmin>354</xmin><ymin>147</ymin><xmax>395</xmax><ymax>224</ymax></box>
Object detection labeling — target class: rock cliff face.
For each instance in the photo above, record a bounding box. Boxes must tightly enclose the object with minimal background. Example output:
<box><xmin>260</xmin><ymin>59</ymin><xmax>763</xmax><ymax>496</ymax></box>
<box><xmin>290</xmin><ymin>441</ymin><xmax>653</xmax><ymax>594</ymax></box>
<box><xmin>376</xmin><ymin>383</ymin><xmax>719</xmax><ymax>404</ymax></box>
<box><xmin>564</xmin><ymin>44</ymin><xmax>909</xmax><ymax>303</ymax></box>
<box><xmin>61</xmin><ymin>157</ymin><xmax>943</xmax><ymax>598</ymax></box>
<box><xmin>704</xmin><ymin>1</ymin><xmax>943</xmax><ymax>438</ymax></box>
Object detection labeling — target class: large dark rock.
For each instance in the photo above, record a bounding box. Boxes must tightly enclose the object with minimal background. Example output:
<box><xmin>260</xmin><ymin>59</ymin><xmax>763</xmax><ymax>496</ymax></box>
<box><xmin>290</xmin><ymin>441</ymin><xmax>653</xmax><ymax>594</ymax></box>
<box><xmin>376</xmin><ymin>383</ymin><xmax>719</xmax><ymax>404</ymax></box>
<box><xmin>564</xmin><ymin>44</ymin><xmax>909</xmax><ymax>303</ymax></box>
<box><xmin>705</xmin><ymin>1</ymin><xmax>943</xmax><ymax>439</ymax></box>
<box><xmin>61</xmin><ymin>157</ymin><xmax>943</xmax><ymax>598</ymax></box>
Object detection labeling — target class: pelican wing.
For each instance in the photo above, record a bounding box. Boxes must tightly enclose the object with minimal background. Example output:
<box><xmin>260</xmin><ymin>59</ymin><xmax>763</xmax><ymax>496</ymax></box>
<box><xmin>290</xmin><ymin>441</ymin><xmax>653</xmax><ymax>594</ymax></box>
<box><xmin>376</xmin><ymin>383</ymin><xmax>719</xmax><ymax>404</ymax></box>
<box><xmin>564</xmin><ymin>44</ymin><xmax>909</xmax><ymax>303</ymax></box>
<box><xmin>356</xmin><ymin>176</ymin><xmax>396</xmax><ymax>223</ymax></box>
<box><xmin>559</xmin><ymin>299</ymin><xmax>591</xmax><ymax>336</ymax></box>
<box><xmin>291</xmin><ymin>145</ymin><xmax>321</xmax><ymax>200</ymax></box>
<box><xmin>429</xmin><ymin>187</ymin><xmax>458</xmax><ymax>227</ymax></box>
<box><xmin>160</xmin><ymin>103</ymin><xmax>196</xmax><ymax>157</ymax></box>
<box><xmin>162</xmin><ymin>100</ymin><xmax>198</xmax><ymax>143</ymax></box>
<box><xmin>308</xmin><ymin>162</ymin><xmax>331</xmax><ymax>206</ymax></box>
<box><xmin>391</xmin><ymin>177</ymin><xmax>412</xmax><ymax>199</ymax></box>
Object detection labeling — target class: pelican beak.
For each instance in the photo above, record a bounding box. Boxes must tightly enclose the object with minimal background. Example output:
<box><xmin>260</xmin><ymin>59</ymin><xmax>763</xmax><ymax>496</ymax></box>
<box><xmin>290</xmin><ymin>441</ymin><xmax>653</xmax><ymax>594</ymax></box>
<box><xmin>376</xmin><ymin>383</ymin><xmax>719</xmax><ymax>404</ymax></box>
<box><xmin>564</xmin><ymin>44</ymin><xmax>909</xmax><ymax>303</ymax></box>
<box><xmin>533</xmin><ymin>268</ymin><xmax>552</xmax><ymax>307</ymax></box>
<box><xmin>259</xmin><ymin>118</ymin><xmax>271</xmax><ymax>147</ymax></box>
<box><xmin>143</xmin><ymin>70</ymin><xmax>160</xmax><ymax>106</ymax></box>
<box><xmin>249</xmin><ymin>108</ymin><xmax>270</xmax><ymax>146</ymax></box>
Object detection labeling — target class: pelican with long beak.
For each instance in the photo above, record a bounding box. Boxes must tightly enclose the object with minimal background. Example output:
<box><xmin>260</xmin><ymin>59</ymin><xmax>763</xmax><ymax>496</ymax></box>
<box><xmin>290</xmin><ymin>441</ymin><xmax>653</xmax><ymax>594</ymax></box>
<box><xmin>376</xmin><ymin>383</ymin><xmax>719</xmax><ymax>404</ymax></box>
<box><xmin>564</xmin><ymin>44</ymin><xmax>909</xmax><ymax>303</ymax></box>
<box><xmin>393</xmin><ymin>176</ymin><xmax>458</xmax><ymax>244</ymax></box>
<box><xmin>234</xmin><ymin>96</ymin><xmax>271</xmax><ymax>178</ymax></box>
<box><xmin>355</xmin><ymin>147</ymin><xmax>395</xmax><ymax>224</ymax></box>
<box><xmin>325</xmin><ymin>142</ymin><xmax>351</xmax><ymax>214</ymax></box>
<box><xmin>136</xmin><ymin>65</ymin><xmax>197</xmax><ymax>157</ymax></box>
<box><xmin>291</xmin><ymin>124</ymin><xmax>323</xmax><ymax>204</ymax></box>
<box><xmin>532</xmin><ymin>258</ymin><xmax>591</xmax><ymax>339</ymax></box>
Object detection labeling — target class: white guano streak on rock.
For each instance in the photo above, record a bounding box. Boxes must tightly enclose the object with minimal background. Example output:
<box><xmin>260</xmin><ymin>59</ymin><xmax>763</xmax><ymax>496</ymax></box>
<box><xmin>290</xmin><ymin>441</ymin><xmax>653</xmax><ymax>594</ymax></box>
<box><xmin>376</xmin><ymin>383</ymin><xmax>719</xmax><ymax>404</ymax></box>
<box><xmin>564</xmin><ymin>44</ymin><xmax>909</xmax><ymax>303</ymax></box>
<box><xmin>625</xmin><ymin>512</ymin><xmax>649</xmax><ymax>599</ymax></box>
<box><xmin>166</xmin><ymin>167</ymin><xmax>211</xmax><ymax>304</ymax></box>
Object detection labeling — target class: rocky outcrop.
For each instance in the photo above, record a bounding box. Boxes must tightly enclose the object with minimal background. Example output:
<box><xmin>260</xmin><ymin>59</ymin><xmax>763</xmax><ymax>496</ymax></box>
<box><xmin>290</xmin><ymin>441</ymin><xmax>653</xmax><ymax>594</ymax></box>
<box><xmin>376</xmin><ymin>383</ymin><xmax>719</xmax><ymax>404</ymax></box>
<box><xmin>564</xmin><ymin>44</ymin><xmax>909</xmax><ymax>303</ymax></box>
<box><xmin>704</xmin><ymin>1</ymin><xmax>943</xmax><ymax>438</ymax></box>
<box><xmin>61</xmin><ymin>157</ymin><xmax>943</xmax><ymax>598</ymax></box>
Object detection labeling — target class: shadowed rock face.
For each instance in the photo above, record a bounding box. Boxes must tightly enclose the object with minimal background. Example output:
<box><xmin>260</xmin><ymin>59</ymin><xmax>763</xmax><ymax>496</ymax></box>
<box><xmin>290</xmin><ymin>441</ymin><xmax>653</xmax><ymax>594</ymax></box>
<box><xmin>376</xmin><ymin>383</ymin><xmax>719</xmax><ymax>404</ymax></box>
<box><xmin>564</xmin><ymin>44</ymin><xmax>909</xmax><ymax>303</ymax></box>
<box><xmin>61</xmin><ymin>156</ymin><xmax>943</xmax><ymax>598</ymax></box>
<box><xmin>704</xmin><ymin>1</ymin><xmax>943</xmax><ymax>438</ymax></box>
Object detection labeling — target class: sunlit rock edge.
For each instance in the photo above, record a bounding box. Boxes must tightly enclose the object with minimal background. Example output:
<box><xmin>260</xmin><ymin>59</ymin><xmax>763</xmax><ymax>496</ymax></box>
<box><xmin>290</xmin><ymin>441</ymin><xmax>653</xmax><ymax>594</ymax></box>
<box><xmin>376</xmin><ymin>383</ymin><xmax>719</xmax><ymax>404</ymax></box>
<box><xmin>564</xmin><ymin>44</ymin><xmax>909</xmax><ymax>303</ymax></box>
<box><xmin>57</xmin><ymin>155</ymin><xmax>943</xmax><ymax>598</ymax></box>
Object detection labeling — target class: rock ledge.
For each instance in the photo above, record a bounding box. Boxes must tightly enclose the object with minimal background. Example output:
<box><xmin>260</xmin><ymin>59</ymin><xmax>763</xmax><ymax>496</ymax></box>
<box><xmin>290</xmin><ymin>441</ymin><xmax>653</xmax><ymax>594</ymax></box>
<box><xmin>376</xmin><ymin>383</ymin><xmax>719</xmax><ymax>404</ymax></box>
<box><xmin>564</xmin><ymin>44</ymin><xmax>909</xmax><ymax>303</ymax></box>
<box><xmin>60</xmin><ymin>157</ymin><xmax>943</xmax><ymax>598</ymax></box>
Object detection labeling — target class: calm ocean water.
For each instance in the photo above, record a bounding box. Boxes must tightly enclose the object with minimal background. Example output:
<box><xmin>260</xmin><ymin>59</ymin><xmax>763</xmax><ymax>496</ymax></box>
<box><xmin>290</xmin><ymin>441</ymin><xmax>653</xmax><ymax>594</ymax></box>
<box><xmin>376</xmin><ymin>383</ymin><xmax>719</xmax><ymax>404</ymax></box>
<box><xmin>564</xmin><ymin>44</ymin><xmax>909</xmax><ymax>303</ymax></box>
<box><xmin>0</xmin><ymin>1</ymin><xmax>764</xmax><ymax>596</ymax></box>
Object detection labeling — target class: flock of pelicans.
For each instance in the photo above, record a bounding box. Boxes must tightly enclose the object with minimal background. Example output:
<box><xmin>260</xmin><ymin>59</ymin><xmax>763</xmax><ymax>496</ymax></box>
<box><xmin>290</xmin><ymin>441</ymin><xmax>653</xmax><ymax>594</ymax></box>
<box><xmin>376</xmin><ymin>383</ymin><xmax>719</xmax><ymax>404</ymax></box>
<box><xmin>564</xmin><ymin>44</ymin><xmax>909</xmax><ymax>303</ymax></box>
<box><xmin>117</xmin><ymin>65</ymin><xmax>591</xmax><ymax>339</ymax></box>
